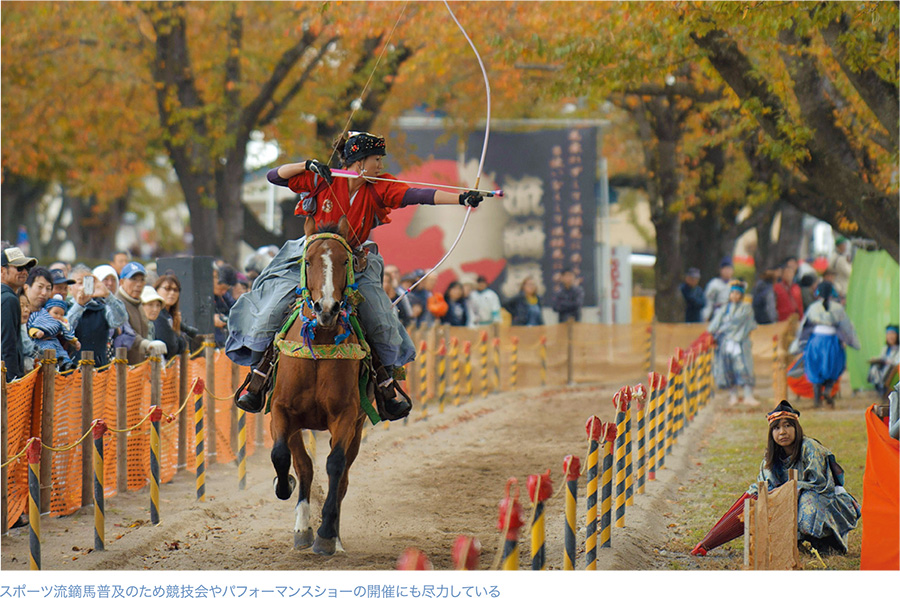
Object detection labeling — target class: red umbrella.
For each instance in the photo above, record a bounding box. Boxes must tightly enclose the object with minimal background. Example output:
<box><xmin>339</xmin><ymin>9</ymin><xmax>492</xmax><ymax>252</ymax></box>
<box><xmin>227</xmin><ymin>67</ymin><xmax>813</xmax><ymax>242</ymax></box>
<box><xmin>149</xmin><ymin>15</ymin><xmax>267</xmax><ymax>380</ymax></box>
<box><xmin>691</xmin><ymin>492</ymin><xmax>756</xmax><ymax>555</ymax></box>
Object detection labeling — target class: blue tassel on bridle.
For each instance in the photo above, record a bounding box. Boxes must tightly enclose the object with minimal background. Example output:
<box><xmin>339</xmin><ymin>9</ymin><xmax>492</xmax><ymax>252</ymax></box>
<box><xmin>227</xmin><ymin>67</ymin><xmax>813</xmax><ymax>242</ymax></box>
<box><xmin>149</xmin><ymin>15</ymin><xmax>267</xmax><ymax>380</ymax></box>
<box><xmin>334</xmin><ymin>308</ymin><xmax>353</xmax><ymax>344</ymax></box>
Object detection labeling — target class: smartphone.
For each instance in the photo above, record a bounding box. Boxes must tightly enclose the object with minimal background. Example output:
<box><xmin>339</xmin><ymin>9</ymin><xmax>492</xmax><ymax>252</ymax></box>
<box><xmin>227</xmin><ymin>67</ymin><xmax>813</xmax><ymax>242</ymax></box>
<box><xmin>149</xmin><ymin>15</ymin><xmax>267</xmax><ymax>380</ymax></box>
<box><xmin>83</xmin><ymin>275</ymin><xmax>95</xmax><ymax>295</ymax></box>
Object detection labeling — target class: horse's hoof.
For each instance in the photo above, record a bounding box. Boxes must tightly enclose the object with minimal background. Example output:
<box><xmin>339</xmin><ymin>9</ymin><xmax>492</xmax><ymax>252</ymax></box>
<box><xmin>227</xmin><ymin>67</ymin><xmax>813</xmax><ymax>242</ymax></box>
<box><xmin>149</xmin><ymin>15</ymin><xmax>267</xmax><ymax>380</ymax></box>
<box><xmin>312</xmin><ymin>534</ymin><xmax>337</xmax><ymax>556</ymax></box>
<box><xmin>274</xmin><ymin>475</ymin><xmax>296</xmax><ymax>500</ymax></box>
<box><xmin>293</xmin><ymin>527</ymin><xmax>314</xmax><ymax>550</ymax></box>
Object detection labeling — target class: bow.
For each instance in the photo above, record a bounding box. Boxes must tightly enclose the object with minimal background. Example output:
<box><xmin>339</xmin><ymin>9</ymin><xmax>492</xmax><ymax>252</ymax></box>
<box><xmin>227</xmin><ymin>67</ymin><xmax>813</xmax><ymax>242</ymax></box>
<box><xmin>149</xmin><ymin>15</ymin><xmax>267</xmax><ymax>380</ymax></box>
<box><xmin>392</xmin><ymin>0</ymin><xmax>492</xmax><ymax>307</ymax></box>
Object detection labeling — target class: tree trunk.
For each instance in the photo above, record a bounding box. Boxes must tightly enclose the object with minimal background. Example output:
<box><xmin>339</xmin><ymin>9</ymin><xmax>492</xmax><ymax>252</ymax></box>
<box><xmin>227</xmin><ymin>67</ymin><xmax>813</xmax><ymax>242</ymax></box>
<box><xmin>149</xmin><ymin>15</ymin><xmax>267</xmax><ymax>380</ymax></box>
<box><xmin>65</xmin><ymin>192</ymin><xmax>127</xmax><ymax>262</ymax></box>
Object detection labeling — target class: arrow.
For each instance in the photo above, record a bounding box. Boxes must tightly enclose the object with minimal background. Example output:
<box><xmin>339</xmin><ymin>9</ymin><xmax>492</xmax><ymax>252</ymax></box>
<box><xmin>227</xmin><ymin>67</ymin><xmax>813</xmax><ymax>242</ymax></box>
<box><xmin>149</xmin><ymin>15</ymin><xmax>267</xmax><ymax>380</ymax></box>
<box><xmin>329</xmin><ymin>168</ymin><xmax>504</xmax><ymax>197</ymax></box>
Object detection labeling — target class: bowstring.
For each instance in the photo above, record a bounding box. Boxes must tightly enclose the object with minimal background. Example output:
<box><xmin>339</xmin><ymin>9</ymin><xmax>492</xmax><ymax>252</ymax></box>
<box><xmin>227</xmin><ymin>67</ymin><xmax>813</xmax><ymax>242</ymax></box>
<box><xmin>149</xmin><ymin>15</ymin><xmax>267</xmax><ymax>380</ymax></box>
<box><xmin>391</xmin><ymin>0</ymin><xmax>492</xmax><ymax>307</ymax></box>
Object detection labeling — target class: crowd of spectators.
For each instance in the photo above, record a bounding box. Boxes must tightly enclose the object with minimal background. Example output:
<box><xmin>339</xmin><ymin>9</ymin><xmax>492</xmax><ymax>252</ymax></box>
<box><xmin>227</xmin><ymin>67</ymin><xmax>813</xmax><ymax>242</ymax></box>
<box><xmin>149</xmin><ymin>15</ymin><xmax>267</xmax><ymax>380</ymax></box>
<box><xmin>1</xmin><ymin>241</ymin><xmax>248</xmax><ymax>383</ymax></box>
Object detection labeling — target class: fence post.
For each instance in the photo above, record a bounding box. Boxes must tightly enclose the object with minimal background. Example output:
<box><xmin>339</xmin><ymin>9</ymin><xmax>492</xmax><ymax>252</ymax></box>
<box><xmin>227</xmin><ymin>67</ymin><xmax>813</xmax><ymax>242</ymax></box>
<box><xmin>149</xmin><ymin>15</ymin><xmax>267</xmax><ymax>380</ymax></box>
<box><xmin>418</xmin><ymin>340</ymin><xmax>429</xmax><ymax>420</ymax></box>
<box><xmin>115</xmin><ymin>347</ymin><xmax>128</xmax><ymax>494</ymax></box>
<box><xmin>479</xmin><ymin>331</ymin><xmax>488</xmax><ymax>399</ymax></box>
<box><xmin>463</xmin><ymin>341</ymin><xmax>473</xmax><ymax>399</ymax></box>
<box><xmin>80</xmin><ymin>351</ymin><xmax>95</xmax><ymax>508</ymax></box>
<box><xmin>178</xmin><ymin>351</ymin><xmax>189</xmax><ymax>471</ymax></box>
<box><xmin>450</xmin><ymin>337</ymin><xmax>460</xmax><ymax>407</ymax></box>
<box><xmin>39</xmin><ymin>349</ymin><xmax>55</xmax><ymax>514</ymax></box>
<box><xmin>566</xmin><ymin>319</ymin><xmax>574</xmax><ymax>385</ymax></box>
<box><xmin>539</xmin><ymin>335</ymin><xmax>547</xmax><ymax>386</ymax></box>
<box><xmin>510</xmin><ymin>337</ymin><xmax>519</xmax><ymax>390</ymax></box>
<box><xmin>204</xmin><ymin>338</ymin><xmax>217</xmax><ymax>464</ymax></box>
<box><xmin>562</xmin><ymin>455</ymin><xmax>581</xmax><ymax>570</ymax></box>
<box><xmin>1</xmin><ymin>362</ymin><xmax>7</xmax><ymax>535</ymax></box>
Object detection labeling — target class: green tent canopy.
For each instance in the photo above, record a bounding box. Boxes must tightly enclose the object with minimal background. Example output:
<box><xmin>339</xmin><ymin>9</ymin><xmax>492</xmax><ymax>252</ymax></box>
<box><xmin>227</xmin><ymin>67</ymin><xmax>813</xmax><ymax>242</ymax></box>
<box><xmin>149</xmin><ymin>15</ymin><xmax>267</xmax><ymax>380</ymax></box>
<box><xmin>846</xmin><ymin>250</ymin><xmax>900</xmax><ymax>390</ymax></box>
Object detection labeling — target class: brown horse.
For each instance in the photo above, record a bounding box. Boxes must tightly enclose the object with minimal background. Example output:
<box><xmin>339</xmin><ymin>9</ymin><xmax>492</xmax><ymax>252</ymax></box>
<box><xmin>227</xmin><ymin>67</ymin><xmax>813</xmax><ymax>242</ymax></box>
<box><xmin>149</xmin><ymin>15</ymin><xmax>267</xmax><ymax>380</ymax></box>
<box><xmin>269</xmin><ymin>215</ymin><xmax>367</xmax><ymax>555</ymax></box>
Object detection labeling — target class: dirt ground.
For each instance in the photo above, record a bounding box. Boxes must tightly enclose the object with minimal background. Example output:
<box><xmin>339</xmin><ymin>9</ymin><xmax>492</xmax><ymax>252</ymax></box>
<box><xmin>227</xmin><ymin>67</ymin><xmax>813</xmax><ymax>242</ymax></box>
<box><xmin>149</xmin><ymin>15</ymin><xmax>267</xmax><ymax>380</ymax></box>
<box><xmin>1</xmin><ymin>377</ymin><xmax>768</xmax><ymax>571</ymax></box>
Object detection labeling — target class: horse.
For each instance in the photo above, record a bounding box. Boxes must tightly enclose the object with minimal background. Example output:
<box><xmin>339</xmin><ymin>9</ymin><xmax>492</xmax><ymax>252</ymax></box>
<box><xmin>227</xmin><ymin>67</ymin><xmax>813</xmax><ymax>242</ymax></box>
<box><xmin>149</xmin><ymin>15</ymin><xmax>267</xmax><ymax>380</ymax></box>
<box><xmin>269</xmin><ymin>215</ymin><xmax>368</xmax><ymax>556</ymax></box>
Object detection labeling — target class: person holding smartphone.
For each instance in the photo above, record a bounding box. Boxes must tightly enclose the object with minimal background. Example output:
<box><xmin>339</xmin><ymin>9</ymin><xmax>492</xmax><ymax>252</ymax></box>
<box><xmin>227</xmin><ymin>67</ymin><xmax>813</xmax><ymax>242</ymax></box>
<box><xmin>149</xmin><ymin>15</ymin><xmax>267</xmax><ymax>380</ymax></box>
<box><xmin>66</xmin><ymin>264</ymin><xmax>128</xmax><ymax>367</ymax></box>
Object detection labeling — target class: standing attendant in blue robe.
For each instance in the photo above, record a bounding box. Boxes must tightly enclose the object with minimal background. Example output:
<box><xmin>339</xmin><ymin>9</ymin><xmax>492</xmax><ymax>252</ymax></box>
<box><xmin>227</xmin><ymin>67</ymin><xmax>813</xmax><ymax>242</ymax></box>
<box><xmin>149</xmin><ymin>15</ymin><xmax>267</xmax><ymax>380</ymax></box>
<box><xmin>792</xmin><ymin>281</ymin><xmax>859</xmax><ymax>408</ymax></box>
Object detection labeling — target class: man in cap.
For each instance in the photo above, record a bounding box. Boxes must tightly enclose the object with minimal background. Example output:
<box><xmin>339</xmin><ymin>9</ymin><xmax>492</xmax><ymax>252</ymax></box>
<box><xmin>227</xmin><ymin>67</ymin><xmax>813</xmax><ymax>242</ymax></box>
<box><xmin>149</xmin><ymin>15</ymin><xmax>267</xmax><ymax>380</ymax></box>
<box><xmin>680</xmin><ymin>267</ymin><xmax>706</xmax><ymax>323</ymax></box>
<box><xmin>49</xmin><ymin>268</ymin><xmax>76</xmax><ymax>300</ymax></box>
<box><xmin>701</xmin><ymin>257</ymin><xmax>734</xmax><ymax>322</ymax></box>
<box><xmin>115</xmin><ymin>261</ymin><xmax>166</xmax><ymax>364</ymax></box>
<box><xmin>1</xmin><ymin>247</ymin><xmax>37</xmax><ymax>381</ymax></box>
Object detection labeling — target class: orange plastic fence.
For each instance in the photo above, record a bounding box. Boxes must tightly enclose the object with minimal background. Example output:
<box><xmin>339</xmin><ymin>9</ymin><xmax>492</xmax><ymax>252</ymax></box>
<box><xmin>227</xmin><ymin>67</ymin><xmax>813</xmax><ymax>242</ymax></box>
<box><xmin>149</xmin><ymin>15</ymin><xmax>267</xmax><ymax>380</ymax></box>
<box><xmin>4</xmin><ymin>365</ymin><xmax>41</xmax><ymax>527</ymax></box>
<box><xmin>3</xmin><ymin>349</ymin><xmax>262</xmax><ymax>526</ymax></box>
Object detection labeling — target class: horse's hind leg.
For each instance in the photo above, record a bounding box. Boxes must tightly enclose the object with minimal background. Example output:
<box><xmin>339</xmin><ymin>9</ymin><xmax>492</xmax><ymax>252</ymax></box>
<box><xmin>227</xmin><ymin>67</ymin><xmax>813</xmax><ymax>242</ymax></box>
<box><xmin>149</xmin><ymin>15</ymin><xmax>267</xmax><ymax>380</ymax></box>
<box><xmin>288</xmin><ymin>429</ymin><xmax>315</xmax><ymax>550</ymax></box>
<box><xmin>313</xmin><ymin>414</ymin><xmax>359</xmax><ymax>556</ymax></box>
<box><xmin>270</xmin><ymin>407</ymin><xmax>296</xmax><ymax>500</ymax></box>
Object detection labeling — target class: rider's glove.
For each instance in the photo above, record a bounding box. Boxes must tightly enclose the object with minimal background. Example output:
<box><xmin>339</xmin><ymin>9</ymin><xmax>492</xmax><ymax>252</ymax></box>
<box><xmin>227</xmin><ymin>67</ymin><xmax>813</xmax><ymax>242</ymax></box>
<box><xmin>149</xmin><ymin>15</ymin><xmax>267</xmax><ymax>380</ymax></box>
<box><xmin>458</xmin><ymin>190</ymin><xmax>483</xmax><ymax>208</ymax></box>
<box><xmin>305</xmin><ymin>159</ymin><xmax>333</xmax><ymax>184</ymax></box>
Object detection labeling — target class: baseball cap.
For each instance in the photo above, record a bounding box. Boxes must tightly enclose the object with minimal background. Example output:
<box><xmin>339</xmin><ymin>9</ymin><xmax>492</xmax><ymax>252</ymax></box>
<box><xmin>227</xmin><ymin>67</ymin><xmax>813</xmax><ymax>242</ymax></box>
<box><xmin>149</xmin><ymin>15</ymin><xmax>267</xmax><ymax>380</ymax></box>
<box><xmin>120</xmin><ymin>262</ymin><xmax>147</xmax><ymax>280</ymax></box>
<box><xmin>1</xmin><ymin>247</ymin><xmax>37</xmax><ymax>269</ymax></box>
<box><xmin>50</xmin><ymin>268</ymin><xmax>76</xmax><ymax>285</ymax></box>
<box><xmin>686</xmin><ymin>267</ymin><xmax>701</xmax><ymax>278</ymax></box>
<box><xmin>719</xmin><ymin>256</ymin><xmax>733</xmax><ymax>268</ymax></box>
<box><xmin>140</xmin><ymin>285</ymin><xmax>165</xmax><ymax>304</ymax></box>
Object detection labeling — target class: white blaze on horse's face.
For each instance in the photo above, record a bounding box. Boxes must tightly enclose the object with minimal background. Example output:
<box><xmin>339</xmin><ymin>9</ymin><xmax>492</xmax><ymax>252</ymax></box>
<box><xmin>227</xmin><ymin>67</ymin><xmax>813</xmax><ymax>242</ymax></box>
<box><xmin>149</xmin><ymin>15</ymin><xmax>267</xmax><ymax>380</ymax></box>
<box><xmin>317</xmin><ymin>247</ymin><xmax>338</xmax><ymax>324</ymax></box>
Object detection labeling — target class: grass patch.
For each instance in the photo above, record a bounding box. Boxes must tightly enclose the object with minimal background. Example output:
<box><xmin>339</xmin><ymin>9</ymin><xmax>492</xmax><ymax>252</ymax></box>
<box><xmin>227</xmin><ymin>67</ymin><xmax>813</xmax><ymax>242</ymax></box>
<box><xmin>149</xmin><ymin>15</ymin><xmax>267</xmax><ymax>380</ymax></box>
<box><xmin>671</xmin><ymin>388</ymin><xmax>874</xmax><ymax>570</ymax></box>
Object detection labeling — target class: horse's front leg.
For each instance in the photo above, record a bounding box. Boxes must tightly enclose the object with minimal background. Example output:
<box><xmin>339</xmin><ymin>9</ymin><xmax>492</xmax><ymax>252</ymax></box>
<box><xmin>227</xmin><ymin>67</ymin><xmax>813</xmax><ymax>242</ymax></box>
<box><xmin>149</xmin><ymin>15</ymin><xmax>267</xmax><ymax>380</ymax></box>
<box><xmin>270</xmin><ymin>405</ymin><xmax>296</xmax><ymax>501</ymax></box>
<box><xmin>313</xmin><ymin>412</ymin><xmax>360</xmax><ymax>556</ymax></box>
<box><xmin>288</xmin><ymin>428</ymin><xmax>315</xmax><ymax>550</ymax></box>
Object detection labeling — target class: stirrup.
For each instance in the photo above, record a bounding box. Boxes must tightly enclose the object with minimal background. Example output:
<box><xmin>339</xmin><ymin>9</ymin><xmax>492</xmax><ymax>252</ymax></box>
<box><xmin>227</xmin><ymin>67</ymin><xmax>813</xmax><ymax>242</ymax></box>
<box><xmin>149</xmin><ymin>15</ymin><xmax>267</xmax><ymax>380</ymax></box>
<box><xmin>374</xmin><ymin>379</ymin><xmax>413</xmax><ymax>421</ymax></box>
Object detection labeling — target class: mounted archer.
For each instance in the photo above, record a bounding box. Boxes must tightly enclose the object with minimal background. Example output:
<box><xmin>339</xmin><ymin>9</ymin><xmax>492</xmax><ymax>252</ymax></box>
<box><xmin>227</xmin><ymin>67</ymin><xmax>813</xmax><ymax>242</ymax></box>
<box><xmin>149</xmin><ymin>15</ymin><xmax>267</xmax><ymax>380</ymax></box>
<box><xmin>226</xmin><ymin>131</ymin><xmax>484</xmax><ymax>420</ymax></box>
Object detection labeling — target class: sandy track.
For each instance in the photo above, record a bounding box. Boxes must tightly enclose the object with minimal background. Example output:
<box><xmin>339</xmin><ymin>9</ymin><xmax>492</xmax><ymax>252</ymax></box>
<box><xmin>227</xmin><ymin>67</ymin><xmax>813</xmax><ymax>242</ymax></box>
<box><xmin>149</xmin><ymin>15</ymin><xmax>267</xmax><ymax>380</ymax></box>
<box><xmin>2</xmin><ymin>380</ymin><xmax>718</xmax><ymax>571</ymax></box>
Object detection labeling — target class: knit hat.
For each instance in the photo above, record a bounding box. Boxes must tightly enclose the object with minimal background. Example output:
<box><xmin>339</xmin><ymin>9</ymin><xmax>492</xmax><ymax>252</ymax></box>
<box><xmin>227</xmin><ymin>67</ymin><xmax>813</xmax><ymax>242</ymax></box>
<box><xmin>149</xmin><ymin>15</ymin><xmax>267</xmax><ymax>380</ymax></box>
<box><xmin>45</xmin><ymin>294</ymin><xmax>68</xmax><ymax>313</ymax></box>
<box><xmin>728</xmin><ymin>279</ymin><xmax>747</xmax><ymax>294</ymax></box>
<box><xmin>767</xmin><ymin>400</ymin><xmax>800</xmax><ymax>424</ymax></box>
<box><xmin>343</xmin><ymin>132</ymin><xmax>386</xmax><ymax>165</ymax></box>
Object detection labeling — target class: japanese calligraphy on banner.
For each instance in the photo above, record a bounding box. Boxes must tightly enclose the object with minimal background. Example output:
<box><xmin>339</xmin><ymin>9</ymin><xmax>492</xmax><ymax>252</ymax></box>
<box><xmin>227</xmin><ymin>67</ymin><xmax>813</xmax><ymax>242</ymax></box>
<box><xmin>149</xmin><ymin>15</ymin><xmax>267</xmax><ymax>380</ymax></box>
<box><xmin>375</xmin><ymin>126</ymin><xmax>598</xmax><ymax>306</ymax></box>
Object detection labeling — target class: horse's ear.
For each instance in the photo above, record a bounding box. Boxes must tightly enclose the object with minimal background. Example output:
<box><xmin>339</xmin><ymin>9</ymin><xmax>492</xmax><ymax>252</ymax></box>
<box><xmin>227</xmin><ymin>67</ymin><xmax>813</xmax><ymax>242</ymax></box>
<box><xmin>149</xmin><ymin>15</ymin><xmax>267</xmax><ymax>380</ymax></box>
<box><xmin>304</xmin><ymin>216</ymin><xmax>316</xmax><ymax>238</ymax></box>
<box><xmin>337</xmin><ymin>216</ymin><xmax>350</xmax><ymax>240</ymax></box>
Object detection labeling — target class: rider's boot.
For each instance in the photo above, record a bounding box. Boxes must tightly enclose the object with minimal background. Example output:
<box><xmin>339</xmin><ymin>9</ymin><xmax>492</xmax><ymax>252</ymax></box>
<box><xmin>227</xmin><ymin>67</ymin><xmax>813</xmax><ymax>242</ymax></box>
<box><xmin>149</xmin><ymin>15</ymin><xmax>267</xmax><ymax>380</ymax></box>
<box><xmin>374</xmin><ymin>364</ymin><xmax>412</xmax><ymax>421</ymax></box>
<box><xmin>235</xmin><ymin>347</ymin><xmax>275</xmax><ymax>413</ymax></box>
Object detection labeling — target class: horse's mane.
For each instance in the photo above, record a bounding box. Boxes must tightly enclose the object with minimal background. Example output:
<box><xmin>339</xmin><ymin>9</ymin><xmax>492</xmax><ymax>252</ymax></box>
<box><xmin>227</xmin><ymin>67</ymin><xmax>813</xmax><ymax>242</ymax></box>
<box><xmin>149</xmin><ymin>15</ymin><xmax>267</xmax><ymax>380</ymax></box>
<box><xmin>316</xmin><ymin>222</ymin><xmax>341</xmax><ymax>235</ymax></box>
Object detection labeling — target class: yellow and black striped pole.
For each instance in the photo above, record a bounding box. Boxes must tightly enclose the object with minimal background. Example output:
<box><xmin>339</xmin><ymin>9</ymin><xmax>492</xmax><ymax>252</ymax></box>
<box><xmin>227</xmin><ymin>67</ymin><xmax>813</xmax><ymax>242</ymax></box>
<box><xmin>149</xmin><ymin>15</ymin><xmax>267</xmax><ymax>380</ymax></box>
<box><xmin>687</xmin><ymin>351</ymin><xmax>697</xmax><ymax>424</ymax></box>
<box><xmin>150</xmin><ymin>405</ymin><xmax>162</xmax><ymax>525</ymax></box>
<box><xmin>450</xmin><ymin>337</ymin><xmax>461</xmax><ymax>407</ymax></box>
<box><xmin>599</xmin><ymin>423</ymin><xmax>617</xmax><ymax>549</ymax></box>
<box><xmin>192</xmin><ymin>378</ymin><xmax>207</xmax><ymax>502</ymax></box>
<box><xmin>491</xmin><ymin>337</ymin><xmax>501</xmax><ymax>393</ymax></box>
<box><xmin>633</xmin><ymin>384</ymin><xmax>647</xmax><ymax>495</ymax></box>
<box><xmin>613</xmin><ymin>389</ymin><xmax>628</xmax><ymax>527</ymax></box>
<box><xmin>562</xmin><ymin>455</ymin><xmax>581</xmax><ymax>570</ymax></box>
<box><xmin>478</xmin><ymin>332</ymin><xmax>489</xmax><ymax>398</ymax></box>
<box><xmin>643</xmin><ymin>325</ymin><xmax>652</xmax><ymax>373</ymax></box>
<box><xmin>27</xmin><ymin>439</ymin><xmax>41</xmax><ymax>570</ymax></box>
<box><xmin>527</xmin><ymin>470</ymin><xmax>552</xmax><ymax>570</ymax></box>
<box><xmin>584</xmin><ymin>416</ymin><xmax>602</xmax><ymax>569</ymax></box>
<box><xmin>237</xmin><ymin>408</ymin><xmax>247</xmax><ymax>490</ymax></box>
<box><xmin>660</xmin><ymin>358</ymin><xmax>675</xmax><ymax>465</ymax></box>
<box><xmin>463</xmin><ymin>341</ymin><xmax>473</xmax><ymax>399</ymax></box>
<box><xmin>539</xmin><ymin>335</ymin><xmax>547</xmax><ymax>386</ymax></box>
<box><xmin>418</xmin><ymin>340</ymin><xmax>429</xmax><ymax>419</ymax></box>
<box><xmin>93</xmin><ymin>419</ymin><xmax>108</xmax><ymax>551</ymax></box>
<box><xmin>497</xmin><ymin>478</ymin><xmax>524</xmax><ymax>570</ymax></box>
<box><xmin>676</xmin><ymin>348</ymin><xmax>687</xmax><ymax>436</ymax></box>
<box><xmin>510</xmin><ymin>337</ymin><xmax>519</xmax><ymax>390</ymax></box>
<box><xmin>624</xmin><ymin>386</ymin><xmax>634</xmax><ymax>507</ymax></box>
<box><xmin>437</xmin><ymin>338</ymin><xmax>447</xmax><ymax>413</ymax></box>
<box><xmin>671</xmin><ymin>350</ymin><xmax>683</xmax><ymax>439</ymax></box>
<box><xmin>646</xmin><ymin>373</ymin><xmax>659</xmax><ymax>481</ymax></box>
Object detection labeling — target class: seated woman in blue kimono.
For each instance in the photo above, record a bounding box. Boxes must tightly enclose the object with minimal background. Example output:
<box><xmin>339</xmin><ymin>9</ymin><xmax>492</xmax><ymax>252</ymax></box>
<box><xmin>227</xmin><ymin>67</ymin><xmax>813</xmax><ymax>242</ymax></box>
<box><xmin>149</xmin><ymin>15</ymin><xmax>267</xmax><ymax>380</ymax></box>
<box><xmin>692</xmin><ymin>400</ymin><xmax>860</xmax><ymax>556</ymax></box>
